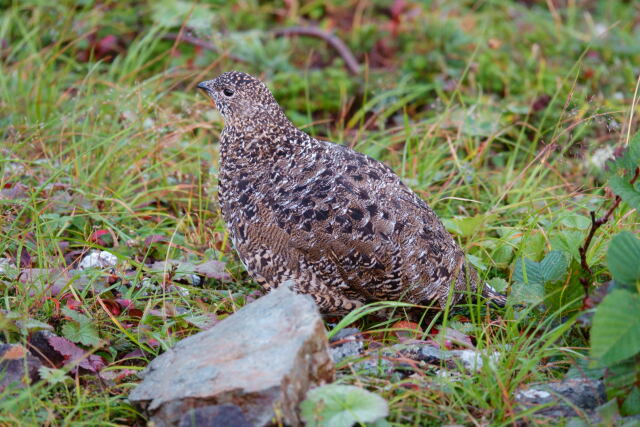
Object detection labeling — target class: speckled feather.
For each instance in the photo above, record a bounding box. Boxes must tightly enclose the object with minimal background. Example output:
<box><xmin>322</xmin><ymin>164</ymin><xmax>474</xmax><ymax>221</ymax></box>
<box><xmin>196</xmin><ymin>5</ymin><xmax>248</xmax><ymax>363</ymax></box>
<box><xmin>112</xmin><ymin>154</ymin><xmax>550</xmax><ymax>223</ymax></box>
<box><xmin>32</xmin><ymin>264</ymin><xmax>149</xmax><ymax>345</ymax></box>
<box><xmin>198</xmin><ymin>71</ymin><xmax>505</xmax><ymax>314</ymax></box>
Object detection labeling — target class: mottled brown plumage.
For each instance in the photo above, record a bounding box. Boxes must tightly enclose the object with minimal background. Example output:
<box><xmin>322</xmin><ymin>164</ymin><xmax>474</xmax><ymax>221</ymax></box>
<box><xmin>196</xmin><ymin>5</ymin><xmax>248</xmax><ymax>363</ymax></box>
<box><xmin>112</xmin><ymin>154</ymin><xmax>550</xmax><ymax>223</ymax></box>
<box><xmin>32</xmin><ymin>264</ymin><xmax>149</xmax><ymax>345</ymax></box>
<box><xmin>197</xmin><ymin>71</ymin><xmax>505</xmax><ymax>314</ymax></box>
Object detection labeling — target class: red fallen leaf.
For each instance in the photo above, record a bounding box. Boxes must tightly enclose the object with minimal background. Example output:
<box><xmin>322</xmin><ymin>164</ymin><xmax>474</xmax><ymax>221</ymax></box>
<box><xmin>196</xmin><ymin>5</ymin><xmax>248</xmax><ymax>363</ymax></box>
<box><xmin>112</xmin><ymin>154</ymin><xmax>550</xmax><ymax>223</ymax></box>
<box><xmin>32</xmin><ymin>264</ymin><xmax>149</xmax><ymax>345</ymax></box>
<box><xmin>116</xmin><ymin>299</ymin><xmax>134</xmax><ymax>310</ymax></box>
<box><xmin>144</xmin><ymin>235</ymin><xmax>167</xmax><ymax>246</ymax></box>
<box><xmin>399</xmin><ymin>382</ymin><xmax>420</xmax><ymax>391</ymax></box>
<box><xmin>95</xmin><ymin>35</ymin><xmax>119</xmax><ymax>58</ymax></box>
<box><xmin>65</xmin><ymin>298</ymin><xmax>82</xmax><ymax>312</ymax></box>
<box><xmin>127</xmin><ymin>309</ymin><xmax>143</xmax><ymax>319</ymax></box>
<box><xmin>120</xmin><ymin>349</ymin><xmax>145</xmax><ymax>362</ymax></box>
<box><xmin>89</xmin><ymin>229</ymin><xmax>109</xmax><ymax>246</ymax></box>
<box><xmin>392</xmin><ymin>320</ymin><xmax>422</xmax><ymax>340</ymax></box>
<box><xmin>100</xmin><ymin>299</ymin><xmax>121</xmax><ymax>316</ymax></box>
<box><xmin>46</xmin><ymin>335</ymin><xmax>105</xmax><ymax>373</ymax></box>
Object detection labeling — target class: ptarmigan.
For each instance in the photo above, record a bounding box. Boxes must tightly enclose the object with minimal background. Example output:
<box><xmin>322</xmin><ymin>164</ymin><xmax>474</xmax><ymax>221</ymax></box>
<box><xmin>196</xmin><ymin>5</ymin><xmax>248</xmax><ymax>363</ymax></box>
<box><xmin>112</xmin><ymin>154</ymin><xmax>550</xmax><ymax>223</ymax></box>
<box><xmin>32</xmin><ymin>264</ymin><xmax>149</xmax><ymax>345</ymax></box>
<box><xmin>197</xmin><ymin>71</ymin><xmax>505</xmax><ymax>315</ymax></box>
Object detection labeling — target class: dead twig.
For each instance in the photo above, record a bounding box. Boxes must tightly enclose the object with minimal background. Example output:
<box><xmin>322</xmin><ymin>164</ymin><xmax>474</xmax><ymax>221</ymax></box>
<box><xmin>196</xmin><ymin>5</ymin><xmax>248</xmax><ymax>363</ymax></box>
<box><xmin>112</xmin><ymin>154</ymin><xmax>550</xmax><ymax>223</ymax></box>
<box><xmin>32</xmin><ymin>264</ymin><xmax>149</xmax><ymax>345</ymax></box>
<box><xmin>579</xmin><ymin>166</ymin><xmax>639</xmax><ymax>298</ymax></box>
<box><xmin>164</xmin><ymin>27</ymin><xmax>361</xmax><ymax>75</ymax></box>
<box><xmin>271</xmin><ymin>26</ymin><xmax>360</xmax><ymax>75</ymax></box>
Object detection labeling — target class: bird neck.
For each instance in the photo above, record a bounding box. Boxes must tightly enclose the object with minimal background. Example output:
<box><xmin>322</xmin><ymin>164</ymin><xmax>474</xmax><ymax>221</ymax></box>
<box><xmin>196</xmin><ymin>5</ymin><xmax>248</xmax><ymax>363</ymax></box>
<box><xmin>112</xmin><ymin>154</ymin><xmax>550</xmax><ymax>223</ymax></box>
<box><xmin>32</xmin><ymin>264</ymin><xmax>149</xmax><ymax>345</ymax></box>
<box><xmin>219</xmin><ymin>120</ymin><xmax>311</xmax><ymax>169</ymax></box>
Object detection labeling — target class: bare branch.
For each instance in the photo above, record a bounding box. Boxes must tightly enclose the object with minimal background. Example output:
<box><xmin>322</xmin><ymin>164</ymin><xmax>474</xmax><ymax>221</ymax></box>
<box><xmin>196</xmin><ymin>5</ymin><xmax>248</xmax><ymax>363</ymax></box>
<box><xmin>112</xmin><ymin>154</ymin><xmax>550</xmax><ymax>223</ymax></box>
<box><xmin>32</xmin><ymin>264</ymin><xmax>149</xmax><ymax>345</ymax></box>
<box><xmin>579</xmin><ymin>166</ymin><xmax>640</xmax><ymax>296</ymax></box>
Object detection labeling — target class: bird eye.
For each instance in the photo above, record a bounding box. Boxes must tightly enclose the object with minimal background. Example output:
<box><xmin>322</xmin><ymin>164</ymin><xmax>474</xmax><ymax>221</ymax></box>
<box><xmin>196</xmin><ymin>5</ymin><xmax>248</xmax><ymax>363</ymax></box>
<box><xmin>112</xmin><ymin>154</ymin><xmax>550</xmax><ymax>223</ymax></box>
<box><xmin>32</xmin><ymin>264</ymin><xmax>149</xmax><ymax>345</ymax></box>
<box><xmin>223</xmin><ymin>88</ymin><xmax>234</xmax><ymax>97</ymax></box>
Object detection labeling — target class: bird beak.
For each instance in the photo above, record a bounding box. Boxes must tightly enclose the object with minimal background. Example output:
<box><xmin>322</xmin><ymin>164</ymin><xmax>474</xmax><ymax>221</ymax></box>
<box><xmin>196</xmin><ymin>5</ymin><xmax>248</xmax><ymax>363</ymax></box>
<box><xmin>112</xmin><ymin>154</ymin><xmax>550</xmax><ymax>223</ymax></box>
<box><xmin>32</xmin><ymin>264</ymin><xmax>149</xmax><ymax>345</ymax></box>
<box><xmin>197</xmin><ymin>81</ymin><xmax>209</xmax><ymax>92</ymax></box>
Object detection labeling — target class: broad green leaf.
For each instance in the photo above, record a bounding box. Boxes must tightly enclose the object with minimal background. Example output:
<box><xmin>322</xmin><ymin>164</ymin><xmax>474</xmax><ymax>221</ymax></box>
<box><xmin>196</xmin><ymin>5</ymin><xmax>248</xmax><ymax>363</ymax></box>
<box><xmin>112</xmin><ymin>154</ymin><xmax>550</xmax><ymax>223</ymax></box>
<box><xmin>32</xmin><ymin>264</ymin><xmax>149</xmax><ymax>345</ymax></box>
<box><xmin>609</xmin><ymin>175</ymin><xmax>640</xmax><ymax>211</ymax></box>
<box><xmin>300</xmin><ymin>384</ymin><xmax>388</xmax><ymax>427</ymax></box>
<box><xmin>511</xmin><ymin>251</ymin><xmax>569</xmax><ymax>305</ymax></box>
<box><xmin>607</xmin><ymin>232</ymin><xmax>640</xmax><ymax>286</ymax></box>
<box><xmin>550</xmin><ymin>230</ymin><xmax>584</xmax><ymax>262</ymax></box>
<box><xmin>510</xmin><ymin>281</ymin><xmax>544</xmax><ymax>305</ymax></box>
<box><xmin>38</xmin><ymin>366</ymin><xmax>71</xmax><ymax>386</ymax></box>
<box><xmin>61</xmin><ymin>307</ymin><xmax>100</xmax><ymax>347</ymax></box>
<box><xmin>513</xmin><ymin>251</ymin><xmax>568</xmax><ymax>286</ymax></box>
<box><xmin>590</xmin><ymin>290</ymin><xmax>640</xmax><ymax>366</ymax></box>
<box><xmin>487</xmin><ymin>277</ymin><xmax>508</xmax><ymax>293</ymax></box>
<box><xmin>560</xmin><ymin>214</ymin><xmax>591</xmax><ymax>230</ymax></box>
<box><xmin>62</xmin><ymin>321</ymin><xmax>101</xmax><ymax>347</ymax></box>
<box><xmin>443</xmin><ymin>214</ymin><xmax>496</xmax><ymax>237</ymax></box>
<box><xmin>604</xmin><ymin>357</ymin><xmax>640</xmax><ymax>398</ymax></box>
<box><xmin>622</xmin><ymin>386</ymin><xmax>640</xmax><ymax>416</ymax></box>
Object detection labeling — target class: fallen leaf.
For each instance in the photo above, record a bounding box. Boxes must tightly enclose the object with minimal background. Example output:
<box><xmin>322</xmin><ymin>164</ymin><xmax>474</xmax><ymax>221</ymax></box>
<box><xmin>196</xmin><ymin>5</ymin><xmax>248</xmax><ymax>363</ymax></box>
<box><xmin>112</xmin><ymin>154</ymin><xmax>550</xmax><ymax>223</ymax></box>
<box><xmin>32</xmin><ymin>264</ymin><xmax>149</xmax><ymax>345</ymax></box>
<box><xmin>46</xmin><ymin>335</ymin><xmax>105</xmax><ymax>373</ymax></box>
<box><xmin>392</xmin><ymin>320</ymin><xmax>422</xmax><ymax>340</ymax></box>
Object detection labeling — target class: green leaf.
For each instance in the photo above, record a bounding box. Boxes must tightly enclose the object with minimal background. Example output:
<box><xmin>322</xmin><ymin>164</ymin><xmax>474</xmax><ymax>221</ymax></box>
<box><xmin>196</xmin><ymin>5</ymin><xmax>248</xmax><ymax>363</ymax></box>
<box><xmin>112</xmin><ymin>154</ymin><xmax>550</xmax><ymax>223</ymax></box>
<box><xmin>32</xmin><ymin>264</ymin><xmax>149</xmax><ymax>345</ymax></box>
<box><xmin>607</xmin><ymin>232</ymin><xmax>640</xmax><ymax>286</ymax></box>
<box><xmin>511</xmin><ymin>251</ymin><xmax>571</xmax><ymax>305</ymax></box>
<box><xmin>622</xmin><ymin>386</ymin><xmax>640</xmax><ymax>416</ymax></box>
<box><xmin>609</xmin><ymin>174</ymin><xmax>640</xmax><ymax>211</ymax></box>
<box><xmin>443</xmin><ymin>214</ymin><xmax>496</xmax><ymax>237</ymax></box>
<box><xmin>300</xmin><ymin>384</ymin><xmax>388</xmax><ymax>427</ymax></box>
<box><xmin>560</xmin><ymin>214</ymin><xmax>591</xmax><ymax>230</ymax></box>
<box><xmin>487</xmin><ymin>277</ymin><xmax>508</xmax><ymax>293</ymax></box>
<box><xmin>61</xmin><ymin>307</ymin><xmax>100</xmax><ymax>347</ymax></box>
<box><xmin>550</xmin><ymin>230</ymin><xmax>584</xmax><ymax>262</ymax></box>
<box><xmin>604</xmin><ymin>357</ymin><xmax>640</xmax><ymax>398</ymax></box>
<box><xmin>590</xmin><ymin>290</ymin><xmax>640</xmax><ymax>366</ymax></box>
<box><xmin>38</xmin><ymin>366</ymin><xmax>71</xmax><ymax>385</ymax></box>
<box><xmin>61</xmin><ymin>321</ymin><xmax>101</xmax><ymax>347</ymax></box>
<box><xmin>513</xmin><ymin>251</ymin><xmax>568</xmax><ymax>285</ymax></box>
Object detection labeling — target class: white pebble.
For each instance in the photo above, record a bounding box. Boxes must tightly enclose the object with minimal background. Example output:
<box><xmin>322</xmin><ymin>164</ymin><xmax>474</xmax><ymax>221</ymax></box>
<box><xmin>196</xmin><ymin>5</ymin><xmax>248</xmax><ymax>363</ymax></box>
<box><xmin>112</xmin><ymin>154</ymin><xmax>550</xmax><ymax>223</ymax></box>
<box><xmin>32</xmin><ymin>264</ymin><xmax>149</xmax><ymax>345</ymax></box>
<box><xmin>78</xmin><ymin>250</ymin><xmax>118</xmax><ymax>270</ymax></box>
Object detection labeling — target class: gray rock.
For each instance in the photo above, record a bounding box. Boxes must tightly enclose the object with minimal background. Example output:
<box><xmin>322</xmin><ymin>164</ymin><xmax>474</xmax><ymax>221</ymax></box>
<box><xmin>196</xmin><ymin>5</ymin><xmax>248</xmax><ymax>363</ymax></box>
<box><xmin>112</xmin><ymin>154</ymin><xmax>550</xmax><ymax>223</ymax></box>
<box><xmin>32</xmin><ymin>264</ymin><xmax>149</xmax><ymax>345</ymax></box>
<box><xmin>129</xmin><ymin>284</ymin><xmax>334</xmax><ymax>427</ymax></box>
<box><xmin>329</xmin><ymin>328</ymin><xmax>363</xmax><ymax>364</ymax></box>
<box><xmin>515</xmin><ymin>378</ymin><xmax>606</xmax><ymax>418</ymax></box>
<box><xmin>178</xmin><ymin>404</ymin><xmax>251</xmax><ymax>427</ymax></box>
<box><xmin>0</xmin><ymin>344</ymin><xmax>42</xmax><ymax>392</ymax></box>
<box><xmin>393</xmin><ymin>342</ymin><xmax>447</xmax><ymax>365</ymax></box>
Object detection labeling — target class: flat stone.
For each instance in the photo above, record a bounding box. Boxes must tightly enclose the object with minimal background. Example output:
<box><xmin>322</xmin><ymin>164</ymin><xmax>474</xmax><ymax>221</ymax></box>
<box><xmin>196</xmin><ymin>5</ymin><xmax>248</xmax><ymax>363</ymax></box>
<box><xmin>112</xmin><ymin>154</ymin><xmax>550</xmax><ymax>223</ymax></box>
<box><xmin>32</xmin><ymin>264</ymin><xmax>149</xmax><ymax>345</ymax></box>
<box><xmin>329</xmin><ymin>328</ymin><xmax>363</xmax><ymax>364</ymax></box>
<box><xmin>129</xmin><ymin>284</ymin><xmax>334</xmax><ymax>427</ymax></box>
<box><xmin>0</xmin><ymin>344</ymin><xmax>42</xmax><ymax>392</ymax></box>
<box><xmin>515</xmin><ymin>378</ymin><xmax>606</xmax><ymax>418</ymax></box>
<box><xmin>178</xmin><ymin>404</ymin><xmax>251</xmax><ymax>427</ymax></box>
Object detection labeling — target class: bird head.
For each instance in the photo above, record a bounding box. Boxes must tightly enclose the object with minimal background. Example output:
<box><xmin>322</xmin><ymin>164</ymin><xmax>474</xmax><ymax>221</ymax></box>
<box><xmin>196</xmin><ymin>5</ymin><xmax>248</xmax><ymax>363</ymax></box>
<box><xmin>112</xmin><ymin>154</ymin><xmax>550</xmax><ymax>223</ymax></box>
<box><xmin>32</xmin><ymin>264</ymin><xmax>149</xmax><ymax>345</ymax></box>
<box><xmin>197</xmin><ymin>71</ymin><xmax>284</xmax><ymax>127</ymax></box>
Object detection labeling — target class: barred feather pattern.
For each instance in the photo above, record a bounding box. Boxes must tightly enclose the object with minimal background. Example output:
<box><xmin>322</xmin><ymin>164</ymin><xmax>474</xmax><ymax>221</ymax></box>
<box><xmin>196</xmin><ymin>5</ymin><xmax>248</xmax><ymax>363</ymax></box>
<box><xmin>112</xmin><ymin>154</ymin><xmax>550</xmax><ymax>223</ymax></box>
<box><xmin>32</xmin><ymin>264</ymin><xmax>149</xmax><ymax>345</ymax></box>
<box><xmin>198</xmin><ymin>71</ymin><xmax>504</xmax><ymax>314</ymax></box>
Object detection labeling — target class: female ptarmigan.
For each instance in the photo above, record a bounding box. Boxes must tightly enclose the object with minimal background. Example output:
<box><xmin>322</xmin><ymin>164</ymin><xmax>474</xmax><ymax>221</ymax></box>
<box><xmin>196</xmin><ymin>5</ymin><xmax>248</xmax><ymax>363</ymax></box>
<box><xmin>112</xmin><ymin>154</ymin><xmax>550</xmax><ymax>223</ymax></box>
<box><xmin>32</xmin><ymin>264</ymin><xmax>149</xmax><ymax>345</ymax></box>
<box><xmin>197</xmin><ymin>71</ymin><xmax>505</xmax><ymax>315</ymax></box>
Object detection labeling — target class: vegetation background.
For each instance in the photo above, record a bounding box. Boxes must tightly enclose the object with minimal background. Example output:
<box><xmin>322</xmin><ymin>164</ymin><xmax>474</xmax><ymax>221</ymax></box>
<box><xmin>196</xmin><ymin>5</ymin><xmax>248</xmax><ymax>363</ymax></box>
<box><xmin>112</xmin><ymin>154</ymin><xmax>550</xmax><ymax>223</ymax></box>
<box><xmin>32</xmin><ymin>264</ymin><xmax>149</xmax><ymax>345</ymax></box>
<box><xmin>1</xmin><ymin>0</ymin><xmax>639</xmax><ymax>425</ymax></box>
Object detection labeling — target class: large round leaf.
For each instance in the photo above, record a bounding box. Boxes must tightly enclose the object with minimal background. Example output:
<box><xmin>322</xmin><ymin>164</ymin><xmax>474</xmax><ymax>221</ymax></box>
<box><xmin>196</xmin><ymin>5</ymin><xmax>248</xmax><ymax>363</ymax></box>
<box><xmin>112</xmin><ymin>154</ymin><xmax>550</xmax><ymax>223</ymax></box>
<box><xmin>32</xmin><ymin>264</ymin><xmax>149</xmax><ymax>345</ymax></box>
<box><xmin>300</xmin><ymin>384</ymin><xmax>389</xmax><ymax>427</ymax></box>
<box><xmin>607</xmin><ymin>232</ymin><xmax>640</xmax><ymax>286</ymax></box>
<box><xmin>590</xmin><ymin>290</ymin><xmax>640</xmax><ymax>366</ymax></box>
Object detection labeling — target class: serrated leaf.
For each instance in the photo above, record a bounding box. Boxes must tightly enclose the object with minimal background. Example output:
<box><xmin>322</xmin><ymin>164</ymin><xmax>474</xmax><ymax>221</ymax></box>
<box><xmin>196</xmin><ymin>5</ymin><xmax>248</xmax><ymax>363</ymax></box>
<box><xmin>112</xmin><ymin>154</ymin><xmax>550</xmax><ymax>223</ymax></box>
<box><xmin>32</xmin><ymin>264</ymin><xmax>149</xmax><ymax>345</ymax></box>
<box><xmin>487</xmin><ymin>277</ymin><xmax>508</xmax><ymax>293</ymax></box>
<box><xmin>590</xmin><ymin>290</ymin><xmax>640</xmax><ymax>366</ymax></box>
<box><xmin>62</xmin><ymin>321</ymin><xmax>101</xmax><ymax>347</ymax></box>
<box><xmin>46</xmin><ymin>336</ymin><xmax>105</xmax><ymax>373</ymax></box>
<box><xmin>550</xmin><ymin>230</ymin><xmax>584</xmax><ymax>262</ymax></box>
<box><xmin>560</xmin><ymin>214</ymin><xmax>591</xmax><ymax>230</ymax></box>
<box><xmin>38</xmin><ymin>366</ymin><xmax>71</xmax><ymax>385</ymax></box>
<box><xmin>607</xmin><ymin>232</ymin><xmax>640</xmax><ymax>286</ymax></box>
<box><xmin>300</xmin><ymin>384</ymin><xmax>388</xmax><ymax>427</ymax></box>
<box><xmin>609</xmin><ymin>174</ymin><xmax>640</xmax><ymax>211</ymax></box>
<box><xmin>513</xmin><ymin>251</ymin><xmax>568</xmax><ymax>286</ymax></box>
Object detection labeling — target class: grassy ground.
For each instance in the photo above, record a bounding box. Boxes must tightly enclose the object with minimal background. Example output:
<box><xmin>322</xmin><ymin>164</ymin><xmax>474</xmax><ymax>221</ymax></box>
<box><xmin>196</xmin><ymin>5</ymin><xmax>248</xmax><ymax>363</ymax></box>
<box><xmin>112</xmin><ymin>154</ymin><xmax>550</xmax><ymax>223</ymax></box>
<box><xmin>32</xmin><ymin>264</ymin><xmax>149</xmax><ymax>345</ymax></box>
<box><xmin>1</xmin><ymin>0</ymin><xmax>639</xmax><ymax>425</ymax></box>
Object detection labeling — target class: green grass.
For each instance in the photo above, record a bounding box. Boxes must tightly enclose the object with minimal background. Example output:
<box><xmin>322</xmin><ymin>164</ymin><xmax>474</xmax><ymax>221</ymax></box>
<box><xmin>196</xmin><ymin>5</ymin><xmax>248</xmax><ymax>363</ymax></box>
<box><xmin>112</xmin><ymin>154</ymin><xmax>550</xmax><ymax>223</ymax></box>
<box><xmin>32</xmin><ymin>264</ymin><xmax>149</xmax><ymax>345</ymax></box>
<box><xmin>1</xmin><ymin>0</ymin><xmax>639</xmax><ymax>425</ymax></box>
